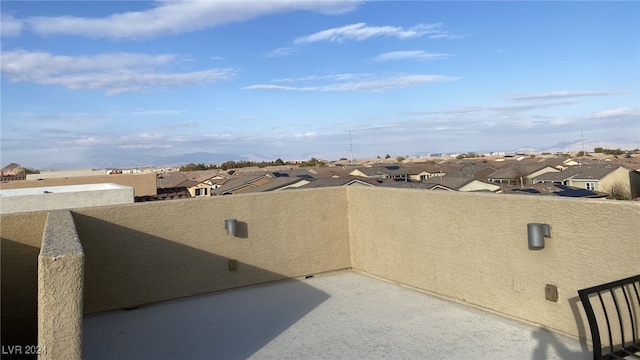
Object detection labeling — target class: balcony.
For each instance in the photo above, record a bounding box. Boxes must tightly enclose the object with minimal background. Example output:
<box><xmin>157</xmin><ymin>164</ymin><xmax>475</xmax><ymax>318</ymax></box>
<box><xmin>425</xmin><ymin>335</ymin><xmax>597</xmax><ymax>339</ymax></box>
<box><xmin>2</xmin><ymin>187</ymin><xmax>639</xmax><ymax>359</ymax></box>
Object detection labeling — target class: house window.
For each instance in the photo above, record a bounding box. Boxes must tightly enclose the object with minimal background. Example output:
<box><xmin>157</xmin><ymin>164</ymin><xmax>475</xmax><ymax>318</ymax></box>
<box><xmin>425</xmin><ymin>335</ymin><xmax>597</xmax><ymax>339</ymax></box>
<box><xmin>195</xmin><ymin>188</ymin><xmax>208</xmax><ymax>196</ymax></box>
<box><xmin>420</xmin><ymin>175</ymin><xmax>427</xmax><ymax>181</ymax></box>
<box><xmin>585</xmin><ymin>182</ymin><xmax>595</xmax><ymax>191</ymax></box>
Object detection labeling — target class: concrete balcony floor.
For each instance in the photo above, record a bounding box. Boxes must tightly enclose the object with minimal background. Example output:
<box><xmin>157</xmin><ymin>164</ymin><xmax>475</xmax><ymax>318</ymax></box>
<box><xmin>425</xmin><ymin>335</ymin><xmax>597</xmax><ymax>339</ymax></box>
<box><xmin>83</xmin><ymin>271</ymin><xmax>588</xmax><ymax>359</ymax></box>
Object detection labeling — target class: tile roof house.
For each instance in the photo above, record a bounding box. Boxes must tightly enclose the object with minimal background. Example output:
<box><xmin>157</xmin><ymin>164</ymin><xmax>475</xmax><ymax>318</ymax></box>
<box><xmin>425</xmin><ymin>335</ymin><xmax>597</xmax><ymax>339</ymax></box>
<box><xmin>350</xmin><ymin>164</ymin><xmax>440</xmax><ymax>181</ymax></box>
<box><xmin>531</xmin><ymin>164</ymin><xmax>640</xmax><ymax>199</ymax></box>
<box><xmin>487</xmin><ymin>164</ymin><xmax>559</xmax><ymax>185</ymax></box>
<box><xmin>266</xmin><ymin>169</ymin><xmax>316</xmax><ymax>180</ymax></box>
<box><xmin>174</xmin><ymin>179</ymin><xmax>212</xmax><ymax>197</ymax></box>
<box><xmin>307</xmin><ymin>166</ymin><xmax>354</xmax><ymax>178</ymax></box>
<box><xmin>349</xmin><ymin>165</ymin><xmax>402</xmax><ymax>179</ymax></box>
<box><xmin>442</xmin><ymin>163</ymin><xmax>498</xmax><ymax>181</ymax></box>
<box><xmin>425</xmin><ymin>177</ymin><xmax>501</xmax><ymax>192</ymax></box>
<box><xmin>242</xmin><ymin>177</ymin><xmax>312</xmax><ymax>193</ymax></box>
<box><xmin>296</xmin><ymin>177</ymin><xmax>378</xmax><ymax>189</ymax></box>
<box><xmin>211</xmin><ymin>175</ymin><xmax>272</xmax><ymax>195</ymax></box>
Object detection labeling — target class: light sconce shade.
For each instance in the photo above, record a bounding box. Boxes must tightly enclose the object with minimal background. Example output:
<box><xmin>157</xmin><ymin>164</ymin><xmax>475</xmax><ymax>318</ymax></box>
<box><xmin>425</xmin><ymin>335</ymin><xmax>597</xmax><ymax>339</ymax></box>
<box><xmin>527</xmin><ymin>223</ymin><xmax>551</xmax><ymax>250</ymax></box>
<box><xmin>225</xmin><ymin>219</ymin><xmax>237</xmax><ymax>236</ymax></box>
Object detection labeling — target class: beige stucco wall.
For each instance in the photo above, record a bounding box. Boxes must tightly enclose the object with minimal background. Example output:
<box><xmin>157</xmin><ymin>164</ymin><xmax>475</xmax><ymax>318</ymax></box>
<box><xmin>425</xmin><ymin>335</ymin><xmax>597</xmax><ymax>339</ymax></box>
<box><xmin>459</xmin><ymin>180</ymin><xmax>500</xmax><ymax>192</ymax></box>
<box><xmin>72</xmin><ymin>187</ymin><xmax>351</xmax><ymax>314</ymax></box>
<box><xmin>0</xmin><ymin>211</ymin><xmax>48</xmax><ymax>349</ymax></box>
<box><xmin>0</xmin><ymin>173</ymin><xmax>157</xmax><ymax>197</ymax></box>
<box><xmin>187</xmin><ymin>183</ymin><xmax>211</xmax><ymax>197</ymax></box>
<box><xmin>346</xmin><ymin>187</ymin><xmax>640</xmax><ymax>339</ymax></box>
<box><xmin>599</xmin><ymin>167</ymin><xmax>637</xmax><ymax>199</ymax></box>
<box><xmin>38</xmin><ymin>210</ymin><xmax>84</xmax><ymax>360</ymax></box>
<box><xmin>527</xmin><ymin>167</ymin><xmax>560</xmax><ymax>180</ymax></box>
<box><xmin>1</xmin><ymin>183</ymin><xmax>134</xmax><ymax>214</ymax></box>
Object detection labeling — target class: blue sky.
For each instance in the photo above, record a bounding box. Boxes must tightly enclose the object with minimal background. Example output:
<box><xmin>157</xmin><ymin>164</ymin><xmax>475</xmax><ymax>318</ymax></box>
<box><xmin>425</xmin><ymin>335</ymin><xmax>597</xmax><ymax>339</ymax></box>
<box><xmin>1</xmin><ymin>1</ymin><xmax>639</xmax><ymax>169</ymax></box>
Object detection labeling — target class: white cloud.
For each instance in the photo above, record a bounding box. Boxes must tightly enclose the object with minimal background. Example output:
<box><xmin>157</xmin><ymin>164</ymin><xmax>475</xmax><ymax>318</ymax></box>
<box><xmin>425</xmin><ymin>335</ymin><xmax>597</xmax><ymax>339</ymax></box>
<box><xmin>24</xmin><ymin>1</ymin><xmax>362</xmax><ymax>39</ymax></box>
<box><xmin>244</xmin><ymin>74</ymin><xmax>459</xmax><ymax>92</ymax></box>
<box><xmin>0</xmin><ymin>50</ymin><xmax>235</xmax><ymax>95</ymax></box>
<box><xmin>294</xmin><ymin>22</ymin><xmax>457</xmax><ymax>44</ymax></box>
<box><xmin>1</xmin><ymin>50</ymin><xmax>175</xmax><ymax>79</ymax></box>
<box><xmin>273</xmin><ymin>73</ymin><xmax>370</xmax><ymax>83</ymax></box>
<box><xmin>265</xmin><ymin>47</ymin><xmax>298</xmax><ymax>58</ymax></box>
<box><xmin>507</xmin><ymin>90</ymin><xmax>624</xmax><ymax>101</ymax></box>
<box><xmin>49</xmin><ymin>69</ymin><xmax>235</xmax><ymax>95</ymax></box>
<box><xmin>1</xmin><ymin>14</ymin><xmax>23</xmax><ymax>36</ymax></box>
<box><xmin>372</xmin><ymin>50</ymin><xmax>450</xmax><ymax>62</ymax></box>
<box><xmin>131</xmin><ymin>110</ymin><xmax>185</xmax><ymax>116</ymax></box>
<box><xmin>589</xmin><ymin>107</ymin><xmax>638</xmax><ymax>119</ymax></box>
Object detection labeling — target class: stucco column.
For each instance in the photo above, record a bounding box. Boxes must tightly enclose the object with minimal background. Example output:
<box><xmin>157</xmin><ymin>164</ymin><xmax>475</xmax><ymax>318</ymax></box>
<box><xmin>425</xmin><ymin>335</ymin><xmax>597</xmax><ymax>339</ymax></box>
<box><xmin>38</xmin><ymin>210</ymin><xmax>84</xmax><ymax>360</ymax></box>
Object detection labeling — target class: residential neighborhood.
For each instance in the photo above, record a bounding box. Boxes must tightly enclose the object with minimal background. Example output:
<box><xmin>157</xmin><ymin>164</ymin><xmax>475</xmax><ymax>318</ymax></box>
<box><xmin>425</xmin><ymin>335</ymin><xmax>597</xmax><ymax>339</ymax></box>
<box><xmin>4</xmin><ymin>151</ymin><xmax>638</xmax><ymax>202</ymax></box>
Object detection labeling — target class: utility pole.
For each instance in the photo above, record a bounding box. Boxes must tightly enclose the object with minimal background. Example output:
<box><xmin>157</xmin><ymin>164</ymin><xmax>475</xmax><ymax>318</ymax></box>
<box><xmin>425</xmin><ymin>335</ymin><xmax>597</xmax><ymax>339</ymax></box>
<box><xmin>349</xmin><ymin>131</ymin><xmax>354</xmax><ymax>166</ymax></box>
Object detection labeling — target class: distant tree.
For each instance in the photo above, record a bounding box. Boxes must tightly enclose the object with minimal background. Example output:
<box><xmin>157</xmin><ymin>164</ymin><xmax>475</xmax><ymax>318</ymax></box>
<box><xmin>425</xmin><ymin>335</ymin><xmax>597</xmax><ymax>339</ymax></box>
<box><xmin>339</xmin><ymin>157</ymin><xmax>348</xmax><ymax>161</ymax></box>
<box><xmin>576</xmin><ymin>151</ymin><xmax>586</xmax><ymax>157</ymax></box>
<box><xmin>179</xmin><ymin>163</ymin><xmax>199</xmax><ymax>171</ymax></box>
<box><xmin>512</xmin><ymin>165</ymin><xmax>530</xmax><ymax>186</ymax></box>
<box><xmin>385</xmin><ymin>154</ymin><xmax>391</xmax><ymax>159</ymax></box>
<box><xmin>220</xmin><ymin>160</ymin><xmax>237</xmax><ymax>170</ymax></box>
<box><xmin>299</xmin><ymin>157</ymin><xmax>326</xmax><ymax>167</ymax></box>
<box><xmin>395</xmin><ymin>156</ymin><xmax>406</xmax><ymax>162</ymax></box>
<box><xmin>20</xmin><ymin>167</ymin><xmax>40</xmax><ymax>175</ymax></box>
<box><xmin>377</xmin><ymin>155</ymin><xmax>381</xmax><ymax>159</ymax></box>
<box><xmin>594</xmin><ymin>147</ymin><xmax>604</xmax><ymax>153</ymax></box>
<box><xmin>274</xmin><ymin>158</ymin><xmax>285</xmax><ymax>166</ymax></box>
<box><xmin>599</xmin><ymin>148</ymin><xmax>624</xmax><ymax>155</ymax></box>
<box><xmin>541</xmin><ymin>152</ymin><xmax>552</xmax><ymax>155</ymax></box>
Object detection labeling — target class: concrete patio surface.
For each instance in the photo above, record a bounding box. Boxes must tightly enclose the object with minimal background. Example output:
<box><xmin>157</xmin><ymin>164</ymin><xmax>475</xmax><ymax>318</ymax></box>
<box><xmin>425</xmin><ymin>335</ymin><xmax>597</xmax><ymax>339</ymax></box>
<box><xmin>83</xmin><ymin>271</ymin><xmax>589</xmax><ymax>359</ymax></box>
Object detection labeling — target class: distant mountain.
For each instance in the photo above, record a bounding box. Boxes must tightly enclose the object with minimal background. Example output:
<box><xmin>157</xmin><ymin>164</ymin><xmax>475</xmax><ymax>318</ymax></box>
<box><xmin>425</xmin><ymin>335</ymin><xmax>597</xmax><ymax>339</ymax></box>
<box><xmin>508</xmin><ymin>139</ymin><xmax>638</xmax><ymax>155</ymax></box>
<box><xmin>543</xmin><ymin>139</ymin><xmax>639</xmax><ymax>153</ymax></box>
<box><xmin>37</xmin><ymin>138</ymin><xmax>639</xmax><ymax>170</ymax></box>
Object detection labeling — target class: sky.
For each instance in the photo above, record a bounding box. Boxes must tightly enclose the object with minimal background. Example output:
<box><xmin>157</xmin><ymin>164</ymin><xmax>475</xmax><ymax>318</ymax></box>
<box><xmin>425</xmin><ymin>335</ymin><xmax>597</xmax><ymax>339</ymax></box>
<box><xmin>1</xmin><ymin>1</ymin><xmax>639</xmax><ymax>169</ymax></box>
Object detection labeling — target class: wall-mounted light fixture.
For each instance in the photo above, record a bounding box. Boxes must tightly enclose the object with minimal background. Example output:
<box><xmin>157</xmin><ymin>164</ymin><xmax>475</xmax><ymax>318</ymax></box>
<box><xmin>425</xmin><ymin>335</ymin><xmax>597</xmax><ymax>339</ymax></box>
<box><xmin>225</xmin><ymin>219</ymin><xmax>237</xmax><ymax>236</ymax></box>
<box><xmin>527</xmin><ymin>223</ymin><xmax>551</xmax><ymax>250</ymax></box>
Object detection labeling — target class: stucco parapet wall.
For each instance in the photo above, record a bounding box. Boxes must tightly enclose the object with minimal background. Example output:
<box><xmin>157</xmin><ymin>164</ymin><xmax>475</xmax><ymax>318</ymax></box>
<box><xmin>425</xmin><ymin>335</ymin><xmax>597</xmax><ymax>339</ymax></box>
<box><xmin>0</xmin><ymin>183</ymin><xmax>134</xmax><ymax>214</ymax></box>
<box><xmin>38</xmin><ymin>210</ymin><xmax>84</xmax><ymax>360</ymax></box>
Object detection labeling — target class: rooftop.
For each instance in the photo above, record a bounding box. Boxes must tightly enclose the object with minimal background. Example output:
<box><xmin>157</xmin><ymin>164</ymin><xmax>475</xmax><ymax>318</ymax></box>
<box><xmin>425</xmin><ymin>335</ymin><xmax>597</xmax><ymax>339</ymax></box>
<box><xmin>2</xmin><ymin>187</ymin><xmax>638</xmax><ymax>359</ymax></box>
<box><xmin>84</xmin><ymin>271</ymin><xmax>585</xmax><ymax>360</ymax></box>
<box><xmin>0</xmin><ymin>183</ymin><xmax>128</xmax><ymax>197</ymax></box>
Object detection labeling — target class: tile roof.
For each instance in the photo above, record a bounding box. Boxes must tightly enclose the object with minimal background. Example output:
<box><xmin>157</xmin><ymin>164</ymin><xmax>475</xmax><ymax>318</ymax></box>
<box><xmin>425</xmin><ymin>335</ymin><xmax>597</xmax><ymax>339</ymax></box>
<box><xmin>424</xmin><ymin>177</ymin><xmax>476</xmax><ymax>190</ymax></box>
<box><xmin>487</xmin><ymin>164</ymin><xmax>553</xmax><ymax>179</ymax></box>
<box><xmin>501</xmin><ymin>183</ymin><xmax>608</xmax><ymax>198</ymax></box>
<box><xmin>532</xmin><ymin>164</ymin><xmax>625</xmax><ymax>182</ymax></box>
<box><xmin>242</xmin><ymin>177</ymin><xmax>309</xmax><ymax>193</ymax></box>
<box><xmin>296</xmin><ymin>177</ymin><xmax>378</xmax><ymax>189</ymax></box>
<box><xmin>212</xmin><ymin>175</ymin><xmax>267</xmax><ymax>195</ymax></box>
<box><xmin>135</xmin><ymin>186</ymin><xmax>191</xmax><ymax>202</ymax></box>
<box><xmin>156</xmin><ymin>170</ymin><xmax>222</xmax><ymax>188</ymax></box>
<box><xmin>376</xmin><ymin>180</ymin><xmax>438</xmax><ymax>190</ymax></box>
